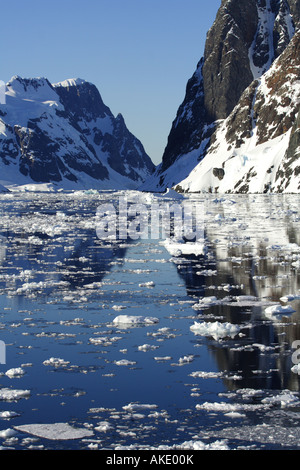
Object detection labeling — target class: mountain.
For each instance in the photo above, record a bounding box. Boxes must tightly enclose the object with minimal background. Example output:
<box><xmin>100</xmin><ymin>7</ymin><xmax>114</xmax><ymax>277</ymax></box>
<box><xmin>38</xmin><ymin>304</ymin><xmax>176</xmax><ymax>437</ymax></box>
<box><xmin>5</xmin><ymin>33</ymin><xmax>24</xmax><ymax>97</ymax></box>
<box><xmin>0</xmin><ymin>76</ymin><xmax>154</xmax><ymax>191</ymax></box>
<box><xmin>141</xmin><ymin>0</ymin><xmax>300</xmax><ymax>193</ymax></box>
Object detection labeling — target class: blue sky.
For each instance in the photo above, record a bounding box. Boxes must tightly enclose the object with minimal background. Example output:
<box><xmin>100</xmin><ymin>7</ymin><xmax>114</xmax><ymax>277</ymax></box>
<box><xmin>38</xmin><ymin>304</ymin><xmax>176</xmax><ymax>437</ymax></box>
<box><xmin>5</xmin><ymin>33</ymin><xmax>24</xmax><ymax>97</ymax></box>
<box><xmin>1</xmin><ymin>0</ymin><xmax>221</xmax><ymax>164</ymax></box>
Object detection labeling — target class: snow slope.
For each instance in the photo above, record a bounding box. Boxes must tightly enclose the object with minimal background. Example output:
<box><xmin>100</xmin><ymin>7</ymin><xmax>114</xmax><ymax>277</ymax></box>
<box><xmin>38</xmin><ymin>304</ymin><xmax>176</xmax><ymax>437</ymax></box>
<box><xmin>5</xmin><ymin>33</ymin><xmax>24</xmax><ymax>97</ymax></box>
<box><xmin>0</xmin><ymin>76</ymin><xmax>154</xmax><ymax>191</ymax></box>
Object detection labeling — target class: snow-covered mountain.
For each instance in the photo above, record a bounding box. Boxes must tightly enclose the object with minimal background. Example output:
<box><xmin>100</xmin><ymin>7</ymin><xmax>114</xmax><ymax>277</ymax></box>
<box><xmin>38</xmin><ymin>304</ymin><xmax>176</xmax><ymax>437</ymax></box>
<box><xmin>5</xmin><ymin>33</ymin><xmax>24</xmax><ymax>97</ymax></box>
<box><xmin>0</xmin><ymin>76</ymin><xmax>154</xmax><ymax>191</ymax></box>
<box><xmin>141</xmin><ymin>0</ymin><xmax>300</xmax><ymax>193</ymax></box>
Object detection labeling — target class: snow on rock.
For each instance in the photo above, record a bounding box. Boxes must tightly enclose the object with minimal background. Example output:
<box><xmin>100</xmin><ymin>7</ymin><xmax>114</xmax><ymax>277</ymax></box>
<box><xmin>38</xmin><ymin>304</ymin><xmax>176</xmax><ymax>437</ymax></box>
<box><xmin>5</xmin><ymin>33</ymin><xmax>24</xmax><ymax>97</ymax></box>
<box><xmin>14</xmin><ymin>422</ymin><xmax>94</xmax><ymax>440</ymax></box>
<box><xmin>190</xmin><ymin>321</ymin><xmax>240</xmax><ymax>340</ymax></box>
<box><xmin>0</xmin><ymin>76</ymin><xmax>154</xmax><ymax>191</ymax></box>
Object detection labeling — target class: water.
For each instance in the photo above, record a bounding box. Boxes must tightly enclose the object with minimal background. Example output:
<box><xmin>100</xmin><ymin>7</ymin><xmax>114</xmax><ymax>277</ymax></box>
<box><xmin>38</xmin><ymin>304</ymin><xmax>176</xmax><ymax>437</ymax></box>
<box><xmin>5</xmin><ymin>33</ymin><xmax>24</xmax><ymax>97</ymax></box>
<box><xmin>0</xmin><ymin>190</ymin><xmax>300</xmax><ymax>450</ymax></box>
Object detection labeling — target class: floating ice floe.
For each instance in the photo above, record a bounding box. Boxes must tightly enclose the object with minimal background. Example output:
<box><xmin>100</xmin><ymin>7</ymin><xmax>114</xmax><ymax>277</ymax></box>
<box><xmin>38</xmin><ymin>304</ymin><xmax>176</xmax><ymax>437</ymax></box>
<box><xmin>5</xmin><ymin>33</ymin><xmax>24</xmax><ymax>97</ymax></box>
<box><xmin>122</xmin><ymin>403</ymin><xmax>158</xmax><ymax>412</ymax></box>
<box><xmin>163</xmin><ymin>239</ymin><xmax>207</xmax><ymax>257</ymax></box>
<box><xmin>264</xmin><ymin>304</ymin><xmax>296</xmax><ymax>320</ymax></box>
<box><xmin>112</xmin><ymin>315</ymin><xmax>159</xmax><ymax>328</ymax></box>
<box><xmin>115</xmin><ymin>439</ymin><xmax>230</xmax><ymax>450</ymax></box>
<box><xmin>192</xmin><ymin>295</ymin><xmax>276</xmax><ymax>311</ymax></box>
<box><xmin>192</xmin><ymin>296</ymin><xmax>219</xmax><ymax>310</ymax></box>
<box><xmin>138</xmin><ymin>281</ymin><xmax>155</xmax><ymax>288</ymax></box>
<box><xmin>14</xmin><ymin>422</ymin><xmax>94</xmax><ymax>440</ymax></box>
<box><xmin>5</xmin><ymin>368</ymin><xmax>25</xmax><ymax>378</ymax></box>
<box><xmin>291</xmin><ymin>364</ymin><xmax>300</xmax><ymax>375</ymax></box>
<box><xmin>280</xmin><ymin>294</ymin><xmax>300</xmax><ymax>303</ymax></box>
<box><xmin>0</xmin><ymin>388</ymin><xmax>30</xmax><ymax>401</ymax></box>
<box><xmin>42</xmin><ymin>357</ymin><xmax>70</xmax><ymax>367</ymax></box>
<box><xmin>0</xmin><ymin>411</ymin><xmax>20</xmax><ymax>419</ymax></box>
<box><xmin>114</xmin><ymin>359</ymin><xmax>137</xmax><ymax>366</ymax></box>
<box><xmin>94</xmin><ymin>421</ymin><xmax>114</xmax><ymax>432</ymax></box>
<box><xmin>0</xmin><ymin>428</ymin><xmax>17</xmax><ymax>438</ymax></box>
<box><xmin>137</xmin><ymin>344</ymin><xmax>159</xmax><ymax>352</ymax></box>
<box><xmin>190</xmin><ymin>321</ymin><xmax>240</xmax><ymax>340</ymax></box>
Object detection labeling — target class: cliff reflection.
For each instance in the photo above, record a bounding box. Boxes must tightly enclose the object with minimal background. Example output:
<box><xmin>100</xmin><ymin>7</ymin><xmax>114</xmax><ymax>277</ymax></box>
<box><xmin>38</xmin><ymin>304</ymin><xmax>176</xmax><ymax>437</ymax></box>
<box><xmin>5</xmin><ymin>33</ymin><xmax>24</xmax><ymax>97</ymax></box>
<box><xmin>171</xmin><ymin>194</ymin><xmax>300</xmax><ymax>391</ymax></box>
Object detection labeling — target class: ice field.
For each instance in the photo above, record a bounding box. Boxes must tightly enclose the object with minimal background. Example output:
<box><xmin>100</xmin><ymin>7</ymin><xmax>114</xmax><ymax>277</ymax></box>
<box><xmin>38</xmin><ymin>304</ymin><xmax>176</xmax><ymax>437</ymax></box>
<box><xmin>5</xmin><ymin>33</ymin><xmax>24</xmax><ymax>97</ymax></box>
<box><xmin>0</xmin><ymin>190</ymin><xmax>300</xmax><ymax>450</ymax></box>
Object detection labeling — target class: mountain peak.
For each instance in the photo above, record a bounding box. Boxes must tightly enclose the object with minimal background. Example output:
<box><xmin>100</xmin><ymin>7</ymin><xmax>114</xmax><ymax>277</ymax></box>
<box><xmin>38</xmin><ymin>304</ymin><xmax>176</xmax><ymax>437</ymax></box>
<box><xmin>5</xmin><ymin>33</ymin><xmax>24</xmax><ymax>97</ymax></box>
<box><xmin>52</xmin><ymin>78</ymin><xmax>88</xmax><ymax>88</ymax></box>
<box><xmin>0</xmin><ymin>76</ymin><xmax>154</xmax><ymax>191</ymax></box>
<box><xmin>141</xmin><ymin>0</ymin><xmax>299</xmax><ymax>194</ymax></box>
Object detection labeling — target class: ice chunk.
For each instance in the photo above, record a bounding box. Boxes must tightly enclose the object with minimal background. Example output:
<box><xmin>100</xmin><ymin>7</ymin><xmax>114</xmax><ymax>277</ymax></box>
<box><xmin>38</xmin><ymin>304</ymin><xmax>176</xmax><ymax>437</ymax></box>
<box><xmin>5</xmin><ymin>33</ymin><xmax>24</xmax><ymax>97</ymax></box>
<box><xmin>5</xmin><ymin>367</ymin><xmax>25</xmax><ymax>378</ymax></box>
<box><xmin>190</xmin><ymin>321</ymin><xmax>240</xmax><ymax>340</ymax></box>
<box><xmin>14</xmin><ymin>422</ymin><xmax>94</xmax><ymax>440</ymax></box>
<box><xmin>264</xmin><ymin>304</ymin><xmax>296</xmax><ymax>319</ymax></box>
<box><xmin>0</xmin><ymin>411</ymin><xmax>20</xmax><ymax>419</ymax></box>
<box><xmin>112</xmin><ymin>315</ymin><xmax>159</xmax><ymax>327</ymax></box>
<box><xmin>122</xmin><ymin>403</ymin><xmax>158</xmax><ymax>412</ymax></box>
<box><xmin>94</xmin><ymin>421</ymin><xmax>113</xmax><ymax>432</ymax></box>
<box><xmin>0</xmin><ymin>388</ymin><xmax>30</xmax><ymax>401</ymax></box>
<box><xmin>280</xmin><ymin>294</ymin><xmax>300</xmax><ymax>303</ymax></box>
<box><xmin>42</xmin><ymin>357</ymin><xmax>70</xmax><ymax>367</ymax></box>
<box><xmin>114</xmin><ymin>359</ymin><xmax>136</xmax><ymax>366</ymax></box>
<box><xmin>0</xmin><ymin>428</ymin><xmax>17</xmax><ymax>438</ymax></box>
<box><xmin>138</xmin><ymin>281</ymin><xmax>155</xmax><ymax>288</ymax></box>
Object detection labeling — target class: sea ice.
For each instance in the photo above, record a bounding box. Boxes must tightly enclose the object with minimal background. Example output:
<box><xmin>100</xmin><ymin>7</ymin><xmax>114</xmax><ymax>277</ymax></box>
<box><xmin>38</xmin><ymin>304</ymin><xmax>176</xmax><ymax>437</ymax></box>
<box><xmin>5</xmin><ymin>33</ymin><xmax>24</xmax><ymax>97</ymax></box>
<box><xmin>14</xmin><ymin>422</ymin><xmax>94</xmax><ymax>440</ymax></box>
<box><xmin>5</xmin><ymin>368</ymin><xmax>25</xmax><ymax>378</ymax></box>
<box><xmin>42</xmin><ymin>357</ymin><xmax>70</xmax><ymax>367</ymax></box>
<box><xmin>280</xmin><ymin>294</ymin><xmax>300</xmax><ymax>303</ymax></box>
<box><xmin>112</xmin><ymin>315</ymin><xmax>159</xmax><ymax>327</ymax></box>
<box><xmin>0</xmin><ymin>388</ymin><xmax>30</xmax><ymax>401</ymax></box>
<box><xmin>264</xmin><ymin>304</ymin><xmax>296</xmax><ymax>319</ymax></box>
<box><xmin>190</xmin><ymin>321</ymin><xmax>240</xmax><ymax>340</ymax></box>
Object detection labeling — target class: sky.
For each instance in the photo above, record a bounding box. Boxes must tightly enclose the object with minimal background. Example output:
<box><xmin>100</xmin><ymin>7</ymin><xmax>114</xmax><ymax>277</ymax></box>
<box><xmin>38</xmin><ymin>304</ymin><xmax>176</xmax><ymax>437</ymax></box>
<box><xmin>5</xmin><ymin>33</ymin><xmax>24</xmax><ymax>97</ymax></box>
<box><xmin>1</xmin><ymin>0</ymin><xmax>221</xmax><ymax>165</ymax></box>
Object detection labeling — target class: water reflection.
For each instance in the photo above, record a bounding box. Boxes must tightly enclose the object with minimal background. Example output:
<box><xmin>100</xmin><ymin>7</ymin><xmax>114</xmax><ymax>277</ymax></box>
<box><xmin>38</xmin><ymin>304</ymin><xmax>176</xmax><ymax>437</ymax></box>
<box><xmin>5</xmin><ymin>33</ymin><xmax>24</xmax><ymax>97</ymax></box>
<box><xmin>0</xmin><ymin>191</ymin><xmax>300</xmax><ymax>395</ymax></box>
<box><xmin>168</xmin><ymin>194</ymin><xmax>300</xmax><ymax>392</ymax></box>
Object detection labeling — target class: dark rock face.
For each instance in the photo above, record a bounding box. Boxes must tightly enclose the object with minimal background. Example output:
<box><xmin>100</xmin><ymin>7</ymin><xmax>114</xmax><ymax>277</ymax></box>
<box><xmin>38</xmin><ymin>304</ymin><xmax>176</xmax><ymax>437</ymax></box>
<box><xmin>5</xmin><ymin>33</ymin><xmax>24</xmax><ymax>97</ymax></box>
<box><xmin>0</xmin><ymin>77</ymin><xmax>154</xmax><ymax>188</ymax></box>
<box><xmin>203</xmin><ymin>0</ymin><xmax>258</xmax><ymax>121</ymax></box>
<box><xmin>151</xmin><ymin>0</ymin><xmax>298</xmax><ymax>192</ymax></box>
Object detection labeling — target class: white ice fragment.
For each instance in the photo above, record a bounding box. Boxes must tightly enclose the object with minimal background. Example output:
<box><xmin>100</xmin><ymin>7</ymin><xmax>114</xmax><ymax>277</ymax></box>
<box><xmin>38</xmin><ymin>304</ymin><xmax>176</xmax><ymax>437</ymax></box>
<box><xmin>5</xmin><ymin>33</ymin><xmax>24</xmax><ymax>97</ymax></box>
<box><xmin>261</xmin><ymin>391</ymin><xmax>300</xmax><ymax>407</ymax></box>
<box><xmin>0</xmin><ymin>411</ymin><xmax>20</xmax><ymax>419</ymax></box>
<box><xmin>178</xmin><ymin>355</ymin><xmax>194</xmax><ymax>365</ymax></box>
<box><xmin>122</xmin><ymin>403</ymin><xmax>158</xmax><ymax>412</ymax></box>
<box><xmin>112</xmin><ymin>315</ymin><xmax>159</xmax><ymax>327</ymax></box>
<box><xmin>0</xmin><ymin>388</ymin><xmax>30</xmax><ymax>401</ymax></box>
<box><xmin>114</xmin><ymin>359</ymin><xmax>136</xmax><ymax>366</ymax></box>
<box><xmin>0</xmin><ymin>428</ymin><xmax>17</xmax><ymax>438</ymax></box>
<box><xmin>280</xmin><ymin>294</ymin><xmax>300</xmax><ymax>303</ymax></box>
<box><xmin>138</xmin><ymin>281</ymin><xmax>155</xmax><ymax>288</ymax></box>
<box><xmin>190</xmin><ymin>321</ymin><xmax>240</xmax><ymax>340</ymax></box>
<box><xmin>192</xmin><ymin>296</ymin><xmax>219</xmax><ymax>310</ymax></box>
<box><xmin>189</xmin><ymin>371</ymin><xmax>224</xmax><ymax>379</ymax></box>
<box><xmin>264</xmin><ymin>304</ymin><xmax>296</xmax><ymax>318</ymax></box>
<box><xmin>94</xmin><ymin>421</ymin><xmax>113</xmax><ymax>432</ymax></box>
<box><xmin>5</xmin><ymin>367</ymin><xmax>25</xmax><ymax>378</ymax></box>
<box><xmin>14</xmin><ymin>422</ymin><xmax>94</xmax><ymax>440</ymax></box>
<box><xmin>42</xmin><ymin>357</ymin><xmax>70</xmax><ymax>367</ymax></box>
<box><xmin>138</xmin><ymin>344</ymin><xmax>159</xmax><ymax>352</ymax></box>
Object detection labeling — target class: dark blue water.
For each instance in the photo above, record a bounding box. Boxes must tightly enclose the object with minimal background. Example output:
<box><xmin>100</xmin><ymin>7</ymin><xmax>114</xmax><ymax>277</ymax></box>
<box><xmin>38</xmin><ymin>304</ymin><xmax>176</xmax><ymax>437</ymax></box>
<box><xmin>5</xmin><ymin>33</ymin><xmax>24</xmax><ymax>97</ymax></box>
<box><xmin>0</xmin><ymin>191</ymin><xmax>300</xmax><ymax>450</ymax></box>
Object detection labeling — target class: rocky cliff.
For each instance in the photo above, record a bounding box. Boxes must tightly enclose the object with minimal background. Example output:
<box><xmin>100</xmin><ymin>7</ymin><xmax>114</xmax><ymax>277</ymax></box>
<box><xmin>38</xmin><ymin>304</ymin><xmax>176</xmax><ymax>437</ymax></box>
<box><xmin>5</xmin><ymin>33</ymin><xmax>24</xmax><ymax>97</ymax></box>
<box><xmin>141</xmin><ymin>0</ymin><xmax>299</xmax><ymax>193</ymax></box>
<box><xmin>0</xmin><ymin>76</ymin><xmax>154</xmax><ymax>191</ymax></box>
